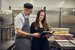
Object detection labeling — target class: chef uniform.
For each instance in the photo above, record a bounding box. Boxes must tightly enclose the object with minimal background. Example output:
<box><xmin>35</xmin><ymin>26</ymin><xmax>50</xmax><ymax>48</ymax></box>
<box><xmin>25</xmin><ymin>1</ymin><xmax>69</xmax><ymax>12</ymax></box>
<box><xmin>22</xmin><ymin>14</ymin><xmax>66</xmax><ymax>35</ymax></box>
<box><xmin>15</xmin><ymin>12</ymin><xmax>31</xmax><ymax>50</ymax></box>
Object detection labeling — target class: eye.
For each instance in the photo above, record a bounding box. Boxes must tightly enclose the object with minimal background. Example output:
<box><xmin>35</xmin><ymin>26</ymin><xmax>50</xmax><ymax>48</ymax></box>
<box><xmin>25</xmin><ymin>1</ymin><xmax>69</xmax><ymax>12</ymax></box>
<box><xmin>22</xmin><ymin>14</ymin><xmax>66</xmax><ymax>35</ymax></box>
<box><xmin>40</xmin><ymin>14</ymin><xmax>43</xmax><ymax>16</ymax></box>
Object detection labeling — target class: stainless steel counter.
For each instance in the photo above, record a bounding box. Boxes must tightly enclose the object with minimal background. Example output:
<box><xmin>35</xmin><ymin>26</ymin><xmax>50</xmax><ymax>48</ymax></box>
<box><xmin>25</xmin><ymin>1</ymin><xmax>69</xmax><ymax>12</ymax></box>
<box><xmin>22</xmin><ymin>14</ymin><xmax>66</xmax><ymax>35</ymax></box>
<box><xmin>0</xmin><ymin>40</ymin><xmax>15</xmax><ymax>50</ymax></box>
<box><xmin>54</xmin><ymin>40</ymin><xmax>75</xmax><ymax>50</ymax></box>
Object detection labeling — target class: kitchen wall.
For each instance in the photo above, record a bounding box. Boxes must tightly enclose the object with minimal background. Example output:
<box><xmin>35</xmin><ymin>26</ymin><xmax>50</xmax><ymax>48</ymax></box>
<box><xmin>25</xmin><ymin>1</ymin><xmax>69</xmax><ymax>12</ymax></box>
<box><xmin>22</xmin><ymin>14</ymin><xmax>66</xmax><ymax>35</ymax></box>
<box><xmin>1</xmin><ymin>0</ymin><xmax>31</xmax><ymax>10</ymax></box>
<box><xmin>1</xmin><ymin>0</ymin><xmax>75</xmax><ymax>10</ymax></box>
<box><xmin>0</xmin><ymin>0</ymin><xmax>2</xmax><ymax>9</ymax></box>
<box><xmin>0</xmin><ymin>0</ymin><xmax>75</xmax><ymax>33</ymax></box>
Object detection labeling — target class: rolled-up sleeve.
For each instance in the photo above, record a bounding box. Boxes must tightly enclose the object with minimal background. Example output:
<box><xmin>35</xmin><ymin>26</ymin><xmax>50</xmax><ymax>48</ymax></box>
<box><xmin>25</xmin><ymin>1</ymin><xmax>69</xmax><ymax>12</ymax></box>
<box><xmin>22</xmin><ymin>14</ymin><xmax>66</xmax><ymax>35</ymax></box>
<box><xmin>14</xmin><ymin>16</ymin><xmax>24</xmax><ymax>29</ymax></box>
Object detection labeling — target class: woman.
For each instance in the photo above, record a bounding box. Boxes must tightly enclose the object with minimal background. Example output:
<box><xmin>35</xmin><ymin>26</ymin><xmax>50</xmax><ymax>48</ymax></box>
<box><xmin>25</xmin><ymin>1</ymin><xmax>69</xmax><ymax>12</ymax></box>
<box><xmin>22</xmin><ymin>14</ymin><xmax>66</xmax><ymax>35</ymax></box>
<box><xmin>30</xmin><ymin>10</ymin><xmax>49</xmax><ymax>50</ymax></box>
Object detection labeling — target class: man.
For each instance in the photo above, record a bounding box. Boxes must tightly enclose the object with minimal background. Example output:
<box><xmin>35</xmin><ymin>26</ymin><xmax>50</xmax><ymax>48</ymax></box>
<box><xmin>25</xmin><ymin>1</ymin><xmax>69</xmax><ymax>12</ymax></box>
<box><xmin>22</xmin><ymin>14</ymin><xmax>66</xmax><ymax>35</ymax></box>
<box><xmin>14</xmin><ymin>3</ymin><xmax>40</xmax><ymax>50</ymax></box>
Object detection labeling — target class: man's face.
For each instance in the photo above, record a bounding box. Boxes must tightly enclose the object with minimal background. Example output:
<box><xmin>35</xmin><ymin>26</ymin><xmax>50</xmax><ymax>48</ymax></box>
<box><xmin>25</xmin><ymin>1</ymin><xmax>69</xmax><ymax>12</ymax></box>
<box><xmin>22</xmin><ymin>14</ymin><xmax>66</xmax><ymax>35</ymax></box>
<box><xmin>24</xmin><ymin>8</ymin><xmax>32</xmax><ymax>16</ymax></box>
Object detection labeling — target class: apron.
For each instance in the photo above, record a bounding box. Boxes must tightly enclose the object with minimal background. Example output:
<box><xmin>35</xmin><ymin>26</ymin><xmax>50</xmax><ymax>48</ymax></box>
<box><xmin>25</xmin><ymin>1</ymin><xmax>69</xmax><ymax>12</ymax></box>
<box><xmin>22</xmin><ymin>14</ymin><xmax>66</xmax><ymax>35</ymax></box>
<box><xmin>15</xmin><ymin>13</ymin><xmax>31</xmax><ymax>50</ymax></box>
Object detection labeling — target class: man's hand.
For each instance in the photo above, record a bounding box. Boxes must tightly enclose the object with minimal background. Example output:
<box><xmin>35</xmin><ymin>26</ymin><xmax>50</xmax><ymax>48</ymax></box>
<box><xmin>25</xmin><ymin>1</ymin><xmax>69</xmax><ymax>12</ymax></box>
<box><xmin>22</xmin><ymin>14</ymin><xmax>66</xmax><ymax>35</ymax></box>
<box><xmin>32</xmin><ymin>33</ymin><xmax>40</xmax><ymax>38</ymax></box>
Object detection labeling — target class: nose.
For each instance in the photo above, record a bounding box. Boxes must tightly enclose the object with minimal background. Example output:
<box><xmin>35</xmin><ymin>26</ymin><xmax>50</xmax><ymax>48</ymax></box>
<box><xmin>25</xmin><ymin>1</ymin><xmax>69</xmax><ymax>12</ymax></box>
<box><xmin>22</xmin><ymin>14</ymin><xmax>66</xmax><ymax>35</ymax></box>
<box><xmin>28</xmin><ymin>11</ymin><xmax>32</xmax><ymax>14</ymax></box>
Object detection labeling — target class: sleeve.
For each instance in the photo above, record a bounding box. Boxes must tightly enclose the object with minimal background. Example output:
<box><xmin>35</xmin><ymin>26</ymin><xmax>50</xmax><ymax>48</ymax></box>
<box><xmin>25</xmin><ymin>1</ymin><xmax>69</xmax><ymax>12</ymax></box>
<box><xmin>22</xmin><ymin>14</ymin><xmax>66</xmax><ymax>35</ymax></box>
<box><xmin>30</xmin><ymin>22</ymin><xmax>35</xmax><ymax>33</ymax></box>
<box><xmin>14</xmin><ymin>16</ymin><xmax>24</xmax><ymax>29</ymax></box>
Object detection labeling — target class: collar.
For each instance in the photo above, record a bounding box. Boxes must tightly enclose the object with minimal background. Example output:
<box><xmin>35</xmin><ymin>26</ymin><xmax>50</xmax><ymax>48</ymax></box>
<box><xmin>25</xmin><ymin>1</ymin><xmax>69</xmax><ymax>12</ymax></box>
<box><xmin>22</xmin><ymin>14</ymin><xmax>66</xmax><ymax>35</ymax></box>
<box><xmin>22</xmin><ymin>11</ymin><xmax>29</xmax><ymax>18</ymax></box>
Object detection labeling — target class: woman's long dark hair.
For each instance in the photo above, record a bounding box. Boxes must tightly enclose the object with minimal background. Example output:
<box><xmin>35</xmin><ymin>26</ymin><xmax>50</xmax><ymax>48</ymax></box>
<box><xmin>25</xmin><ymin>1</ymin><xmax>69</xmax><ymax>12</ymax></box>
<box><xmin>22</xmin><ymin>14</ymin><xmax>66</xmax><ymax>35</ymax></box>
<box><xmin>34</xmin><ymin>9</ymin><xmax>49</xmax><ymax>31</ymax></box>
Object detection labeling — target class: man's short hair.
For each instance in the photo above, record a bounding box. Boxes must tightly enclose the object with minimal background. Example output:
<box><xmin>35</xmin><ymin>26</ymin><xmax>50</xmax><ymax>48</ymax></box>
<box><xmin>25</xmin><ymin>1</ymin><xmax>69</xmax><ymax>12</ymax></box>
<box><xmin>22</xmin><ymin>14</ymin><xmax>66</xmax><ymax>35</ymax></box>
<box><xmin>24</xmin><ymin>3</ymin><xmax>33</xmax><ymax>9</ymax></box>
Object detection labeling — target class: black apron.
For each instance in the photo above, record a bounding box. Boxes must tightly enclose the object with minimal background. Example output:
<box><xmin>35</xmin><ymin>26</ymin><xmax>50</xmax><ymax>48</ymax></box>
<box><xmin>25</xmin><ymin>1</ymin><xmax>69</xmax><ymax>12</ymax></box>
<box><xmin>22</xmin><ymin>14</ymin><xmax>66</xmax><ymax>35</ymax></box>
<box><xmin>15</xmin><ymin>13</ymin><xmax>31</xmax><ymax>50</ymax></box>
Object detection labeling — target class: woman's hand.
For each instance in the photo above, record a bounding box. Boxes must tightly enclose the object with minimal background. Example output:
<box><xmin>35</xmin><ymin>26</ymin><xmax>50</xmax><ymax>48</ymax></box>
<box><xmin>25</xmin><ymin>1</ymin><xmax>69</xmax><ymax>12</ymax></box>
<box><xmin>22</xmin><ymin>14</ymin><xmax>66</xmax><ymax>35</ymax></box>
<box><xmin>44</xmin><ymin>34</ymin><xmax>50</xmax><ymax>38</ymax></box>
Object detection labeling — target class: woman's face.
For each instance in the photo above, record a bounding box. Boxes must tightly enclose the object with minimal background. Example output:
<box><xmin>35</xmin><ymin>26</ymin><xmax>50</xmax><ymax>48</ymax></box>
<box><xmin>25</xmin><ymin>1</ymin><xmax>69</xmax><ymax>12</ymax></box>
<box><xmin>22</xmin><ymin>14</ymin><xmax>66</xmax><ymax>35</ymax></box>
<box><xmin>39</xmin><ymin>12</ymin><xmax>45</xmax><ymax>21</ymax></box>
